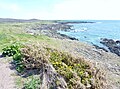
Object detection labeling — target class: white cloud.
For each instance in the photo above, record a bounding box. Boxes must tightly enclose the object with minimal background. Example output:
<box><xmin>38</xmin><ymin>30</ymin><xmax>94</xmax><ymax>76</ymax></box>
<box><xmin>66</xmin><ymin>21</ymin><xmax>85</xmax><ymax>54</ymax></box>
<box><xmin>0</xmin><ymin>3</ymin><xmax>21</xmax><ymax>12</ymax></box>
<box><xmin>1</xmin><ymin>0</ymin><xmax>120</xmax><ymax>20</ymax></box>
<box><xmin>47</xmin><ymin>0</ymin><xmax>120</xmax><ymax>20</ymax></box>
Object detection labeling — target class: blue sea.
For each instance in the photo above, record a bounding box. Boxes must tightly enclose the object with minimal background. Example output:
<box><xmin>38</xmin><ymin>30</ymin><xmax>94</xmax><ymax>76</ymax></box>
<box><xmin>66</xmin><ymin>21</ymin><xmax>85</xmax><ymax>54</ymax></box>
<box><xmin>58</xmin><ymin>20</ymin><xmax>120</xmax><ymax>47</ymax></box>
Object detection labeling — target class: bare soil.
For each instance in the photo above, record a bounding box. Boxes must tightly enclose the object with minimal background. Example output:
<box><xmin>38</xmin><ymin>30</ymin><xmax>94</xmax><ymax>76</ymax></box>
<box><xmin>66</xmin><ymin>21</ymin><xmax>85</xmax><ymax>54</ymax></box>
<box><xmin>0</xmin><ymin>55</ymin><xmax>16</xmax><ymax>89</ymax></box>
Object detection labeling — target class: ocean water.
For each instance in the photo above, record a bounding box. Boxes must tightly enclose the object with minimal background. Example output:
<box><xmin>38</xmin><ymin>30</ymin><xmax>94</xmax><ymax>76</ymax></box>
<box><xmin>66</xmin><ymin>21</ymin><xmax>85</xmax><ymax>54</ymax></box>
<box><xmin>58</xmin><ymin>20</ymin><xmax>120</xmax><ymax>47</ymax></box>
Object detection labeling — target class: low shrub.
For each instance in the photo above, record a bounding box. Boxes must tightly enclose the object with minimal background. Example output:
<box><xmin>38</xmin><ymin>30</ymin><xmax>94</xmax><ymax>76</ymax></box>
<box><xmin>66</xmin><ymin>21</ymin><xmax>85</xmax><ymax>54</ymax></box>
<box><xmin>2</xmin><ymin>43</ymin><xmax>103</xmax><ymax>89</ymax></box>
<box><xmin>13</xmin><ymin>52</ymin><xmax>25</xmax><ymax>72</ymax></box>
<box><xmin>2</xmin><ymin>43</ymin><xmax>25</xmax><ymax>73</ymax></box>
<box><xmin>20</xmin><ymin>45</ymin><xmax>102</xmax><ymax>89</ymax></box>
<box><xmin>23</xmin><ymin>76</ymin><xmax>41</xmax><ymax>89</ymax></box>
<box><xmin>2</xmin><ymin>43</ymin><xmax>21</xmax><ymax>57</ymax></box>
<box><xmin>48</xmin><ymin>49</ymin><xmax>93</xmax><ymax>88</ymax></box>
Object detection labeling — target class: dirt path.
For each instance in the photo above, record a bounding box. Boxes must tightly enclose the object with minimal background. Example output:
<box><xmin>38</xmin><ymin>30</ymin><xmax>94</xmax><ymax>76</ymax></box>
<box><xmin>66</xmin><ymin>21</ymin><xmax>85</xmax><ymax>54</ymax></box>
<box><xmin>0</xmin><ymin>54</ymin><xmax>16</xmax><ymax>89</ymax></box>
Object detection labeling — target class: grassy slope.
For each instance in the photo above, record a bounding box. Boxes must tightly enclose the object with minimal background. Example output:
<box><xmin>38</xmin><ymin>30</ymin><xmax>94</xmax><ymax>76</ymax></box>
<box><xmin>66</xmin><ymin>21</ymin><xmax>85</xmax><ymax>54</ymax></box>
<box><xmin>0</xmin><ymin>22</ymin><xmax>61</xmax><ymax>52</ymax></box>
<box><xmin>0</xmin><ymin>22</ymin><xmax>65</xmax><ymax>88</ymax></box>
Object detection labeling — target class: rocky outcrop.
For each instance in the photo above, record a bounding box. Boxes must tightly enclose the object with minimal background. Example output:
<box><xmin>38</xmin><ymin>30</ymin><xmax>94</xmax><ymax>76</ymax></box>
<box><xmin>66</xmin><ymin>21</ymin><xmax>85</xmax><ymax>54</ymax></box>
<box><xmin>100</xmin><ymin>38</ymin><xmax>120</xmax><ymax>56</ymax></box>
<box><xmin>58</xmin><ymin>33</ymin><xmax>79</xmax><ymax>40</ymax></box>
<box><xmin>28</xmin><ymin>24</ymin><xmax>72</xmax><ymax>31</ymax></box>
<box><xmin>92</xmin><ymin>44</ymin><xmax>108</xmax><ymax>52</ymax></box>
<box><xmin>26</xmin><ymin>23</ymin><xmax>79</xmax><ymax>41</ymax></box>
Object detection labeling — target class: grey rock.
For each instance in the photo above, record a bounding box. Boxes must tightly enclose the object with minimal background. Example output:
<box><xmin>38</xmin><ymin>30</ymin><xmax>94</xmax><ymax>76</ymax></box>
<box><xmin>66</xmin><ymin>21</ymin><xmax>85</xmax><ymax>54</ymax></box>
<box><xmin>100</xmin><ymin>38</ymin><xmax>120</xmax><ymax>56</ymax></box>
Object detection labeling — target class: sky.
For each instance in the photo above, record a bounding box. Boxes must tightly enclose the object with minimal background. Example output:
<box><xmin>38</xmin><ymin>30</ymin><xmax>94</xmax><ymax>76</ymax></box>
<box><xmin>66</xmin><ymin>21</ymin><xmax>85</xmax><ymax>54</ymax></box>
<box><xmin>0</xmin><ymin>0</ymin><xmax>120</xmax><ymax>20</ymax></box>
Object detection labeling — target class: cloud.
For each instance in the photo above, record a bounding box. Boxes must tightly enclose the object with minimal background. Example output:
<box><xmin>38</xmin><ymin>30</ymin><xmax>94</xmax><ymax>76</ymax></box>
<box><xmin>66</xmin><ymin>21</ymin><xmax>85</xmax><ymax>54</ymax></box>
<box><xmin>0</xmin><ymin>3</ymin><xmax>21</xmax><ymax>12</ymax></box>
<box><xmin>1</xmin><ymin>0</ymin><xmax>120</xmax><ymax>20</ymax></box>
<box><xmin>48</xmin><ymin>0</ymin><xmax>120</xmax><ymax>20</ymax></box>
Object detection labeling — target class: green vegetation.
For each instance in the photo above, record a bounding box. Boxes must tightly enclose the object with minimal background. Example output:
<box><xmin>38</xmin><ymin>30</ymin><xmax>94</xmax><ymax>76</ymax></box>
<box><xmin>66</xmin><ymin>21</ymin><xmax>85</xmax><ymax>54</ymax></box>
<box><xmin>0</xmin><ymin>22</ymin><xmax>102</xmax><ymax>89</ymax></box>
<box><xmin>24</xmin><ymin>76</ymin><xmax>41</xmax><ymax>89</ymax></box>
<box><xmin>15</xmin><ymin>76</ymin><xmax>40</xmax><ymax>89</ymax></box>
<box><xmin>15</xmin><ymin>77</ymin><xmax>24</xmax><ymax>89</ymax></box>
<box><xmin>2</xmin><ymin>43</ymin><xmax>25</xmax><ymax>72</ymax></box>
<box><xmin>47</xmin><ymin>48</ymin><xmax>93</xmax><ymax>88</ymax></box>
<box><xmin>13</xmin><ymin>53</ymin><xmax>24</xmax><ymax>73</ymax></box>
<box><xmin>0</xmin><ymin>22</ymin><xmax>60</xmax><ymax>52</ymax></box>
<box><xmin>2</xmin><ymin>43</ymin><xmax>21</xmax><ymax>57</ymax></box>
<box><xmin>15</xmin><ymin>44</ymin><xmax>100</xmax><ymax>89</ymax></box>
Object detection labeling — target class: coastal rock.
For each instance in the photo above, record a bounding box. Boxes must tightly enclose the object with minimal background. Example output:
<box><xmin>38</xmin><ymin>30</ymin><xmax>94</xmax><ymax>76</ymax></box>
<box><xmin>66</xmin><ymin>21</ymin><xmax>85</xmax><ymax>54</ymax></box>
<box><xmin>100</xmin><ymin>38</ymin><xmax>120</xmax><ymax>56</ymax></box>
<box><xmin>29</xmin><ymin>24</ymin><xmax>72</xmax><ymax>31</ymax></box>
<box><xmin>26</xmin><ymin>23</ymin><xmax>79</xmax><ymax>40</ymax></box>
<box><xmin>92</xmin><ymin>44</ymin><xmax>108</xmax><ymax>52</ymax></box>
<box><xmin>58</xmin><ymin>33</ymin><xmax>79</xmax><ymax>40</ymax></box>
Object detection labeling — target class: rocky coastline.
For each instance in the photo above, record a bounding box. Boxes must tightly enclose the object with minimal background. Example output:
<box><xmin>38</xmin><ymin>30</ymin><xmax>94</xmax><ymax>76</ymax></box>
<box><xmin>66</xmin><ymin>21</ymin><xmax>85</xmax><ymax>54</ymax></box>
<box><xmin>26</xmin><ymin>22</ymin><xmax>79</xmax><ymax>41</ymax></box>
<box><xmin>26</xmin><ymin>22</ymin><xmax>120</xmax><ymax>57</ymax></box>
<box><xmin>100</xmin><ymin>38</ymin><xmax>120</xmax><ymax>56</ymax></box>
<box><xmin>58</xmin><ymin>21</ymin><xmax>95</xmax><ymax>24</ymax></box>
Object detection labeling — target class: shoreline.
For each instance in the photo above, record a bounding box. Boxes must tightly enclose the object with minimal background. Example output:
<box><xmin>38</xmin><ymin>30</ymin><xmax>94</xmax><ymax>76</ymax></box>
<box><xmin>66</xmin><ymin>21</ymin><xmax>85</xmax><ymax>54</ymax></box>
<box><xmin>26</xmin><ymin>22</ymin><xmax>79</xmax><ymax>41</ymax></box>
<box><xmin>26</xmin><ymin>22</ymin><xmax>120</xmax><ymax>56</ymax></box>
